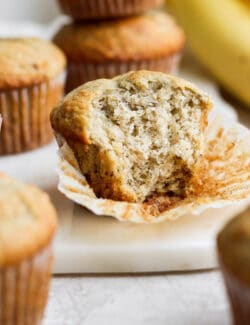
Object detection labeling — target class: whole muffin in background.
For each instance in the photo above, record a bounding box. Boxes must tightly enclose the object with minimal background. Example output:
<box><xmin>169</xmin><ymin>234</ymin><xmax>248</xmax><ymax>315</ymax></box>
<box><xmin>57</xmin><ymin>0</ymin><xmax>164</xmax><ymax>21</ymax></box>
<box><xmin>217</xmin><ymin>208</ymin><xmax>250</xmax><ymax>325</ymax></box>
<box><xmin>53</xmin><ymin>11</ymin><xmax>185</xmax><ymax>93</ymax></box>
<box><xmin>0</xmin><ymin>38</ymin><xmax>66</xmax><ymax>155</ymax></box>
<box><xmin>0</xmin><ymin>174</ymin><xmax>57</xmax><ymax>325</ymax></box>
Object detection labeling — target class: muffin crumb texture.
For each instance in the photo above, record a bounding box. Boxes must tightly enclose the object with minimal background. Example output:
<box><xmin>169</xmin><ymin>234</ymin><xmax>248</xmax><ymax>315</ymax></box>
<box><xmin>51</xmin><ymin>71</ymin><xmax>211</xmax><ymax>202</ymax></box>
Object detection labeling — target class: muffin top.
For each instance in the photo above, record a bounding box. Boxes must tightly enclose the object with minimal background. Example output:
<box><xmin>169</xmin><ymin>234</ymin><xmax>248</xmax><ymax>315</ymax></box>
<box><xmin>0</xmin><ymin>174</ymin><xmax>57</xmax><ymax>266</ymax></box>
<box><xmin>53</xmin><ymin>11</ymin><xmax>185</xmax><ymax>63</ymax></box>
<box><xmin>0</xmin><ymin>38</ymin><xmax>66</xmax><ymax>89</ymax></box>
<box><xmin>217</xmin><ymin>208</ymin><xmax>250</xmax><ymax>284</ymax></box>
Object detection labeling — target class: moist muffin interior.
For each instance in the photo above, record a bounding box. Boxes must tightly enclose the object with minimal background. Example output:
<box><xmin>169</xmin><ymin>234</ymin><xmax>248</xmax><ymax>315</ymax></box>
<box><xmin>67</xmin><ymin>76</ymin><xmax>207</xmax><ymax>202</ymax></box>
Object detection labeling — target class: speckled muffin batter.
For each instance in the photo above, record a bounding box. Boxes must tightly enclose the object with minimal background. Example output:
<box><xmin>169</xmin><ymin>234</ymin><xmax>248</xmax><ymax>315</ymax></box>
<box><xmin>51</xmin><ymin>70</ymin><xmax>211</xmax><ymax>203</ymax></box>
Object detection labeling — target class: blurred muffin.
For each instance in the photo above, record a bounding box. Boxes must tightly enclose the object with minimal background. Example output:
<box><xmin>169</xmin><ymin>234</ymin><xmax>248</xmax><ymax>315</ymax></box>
<box><xmin>53</xmin><ymin>11</ymin><xmax>185</xmax><ymax>93</ymax></box>
<box><xmin>0</xmin><ymin>38</ymin><xmax>66</xmax><ymax>155</ymax></box>
<box><xmin>0</xmin><ymin>174</ymin><xmax>57</xmax><ymax>325</ymax></box>
<box><xmin>57</xmin><ymin>0</ymin><xmax>164</xmax><ymax>21</ymax></box>
<box><xmin>217</xmin><ymin>208</ymin><xmax>250</xmax><ymax>325</ymax></box>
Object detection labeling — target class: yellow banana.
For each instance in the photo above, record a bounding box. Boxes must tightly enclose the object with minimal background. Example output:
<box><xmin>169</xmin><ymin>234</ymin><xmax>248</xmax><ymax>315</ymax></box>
<box><xmin>167</xmin><ymin>0</ymin><xmax>250</xmax><ymax>107</ymax></box>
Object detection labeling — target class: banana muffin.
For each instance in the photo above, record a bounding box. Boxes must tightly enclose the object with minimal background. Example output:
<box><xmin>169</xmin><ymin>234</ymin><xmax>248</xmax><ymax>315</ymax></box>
<box><xmin>0</xmin><ymin>174</ymin><xmax>57</xmax><ymax>325</ymax></box>
<box><xmin>57</xmin><ymin>0</ymin><xmax>164</xmax><ymax>20</ymax></box>
<box><xmin>217</xmin><ymin>208</ymin><xmax>250</xmax><ymax>325</ymax></box>
<box><xmin>53</xmin><ymin>11</ymin><xmax>185</xmax><ymax>93</ymax></box>
<box><xmin>0</xmin><ymin>38</ymin><xmax>66</xmax><ymax>154</ymax></box>
<box><xmin>51</xmin><ymin>70</ymin><xmax>211</xmax><ymax>202</ymax></box>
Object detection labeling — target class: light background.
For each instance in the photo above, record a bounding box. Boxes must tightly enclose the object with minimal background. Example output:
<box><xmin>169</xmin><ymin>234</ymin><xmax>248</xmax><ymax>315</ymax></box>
<box><xmin>0</xmin><ymin>0</ymin><xmax>60</xmax><ymax>22</ymax></box>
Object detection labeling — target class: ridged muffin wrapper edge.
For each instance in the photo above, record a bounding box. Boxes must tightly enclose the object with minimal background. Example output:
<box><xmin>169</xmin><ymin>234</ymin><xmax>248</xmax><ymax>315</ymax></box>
<box><xmin>0</xmin><ymin>244</ymin><xmax>53</xmax><ymax>324</ymax></box>
<box><xmin>58</xmin><ymin>0</ymin><xmax>164</xmax><ymax>21</ymax></box>
<box><xmin>0</xmin><ymin>71</ymin><xmax>66</xmax><ymax>155</ymax></box>
<box><xmin>65</xmin><ymin>55</ymin><xmax>181</xmax><ymax>93</ymax></box>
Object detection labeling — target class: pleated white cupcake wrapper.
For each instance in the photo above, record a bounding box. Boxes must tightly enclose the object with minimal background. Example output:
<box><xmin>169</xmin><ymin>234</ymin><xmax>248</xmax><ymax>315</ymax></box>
<box><xmin>55</xmin><ymin>109</ymin><xmax>250</xmax><ymax>223</ymax></box>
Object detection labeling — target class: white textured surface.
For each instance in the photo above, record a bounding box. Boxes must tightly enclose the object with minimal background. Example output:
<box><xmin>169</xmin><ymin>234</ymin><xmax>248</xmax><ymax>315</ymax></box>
<box><xmin>44</xmin><ymin>271</ymin><xmax>231</xmax><ymax>325</ymax></box>
<box><xmin>53</xmin><ymin>200</ymin><xmax>248</xmax><ymax>273</ymax></box>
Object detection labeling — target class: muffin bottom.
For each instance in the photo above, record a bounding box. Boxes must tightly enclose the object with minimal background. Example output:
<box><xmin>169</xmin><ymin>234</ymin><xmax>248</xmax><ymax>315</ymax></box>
<box><xmin>58</xmin><ymin>0</ymin><xmax>163</xmax><ymax>20</ymax></box>
<box><xmin>66</xmin><ymin>54</ymin><xmax>180</xmax><ymax>93</ymax></box>
<box><xmin>0</xmin><ymin>73</ymin><xmax>65</xmax><ymax>155</ymax></box>
<box><xmin>0</xmin><ymin>245</ymin><xmax>53</xmax><ymax>325</ymax></box>
<box><xmin>221</xmin><ymin>264</ymin><xmax>250</xmax><ymax>325</ymax></box>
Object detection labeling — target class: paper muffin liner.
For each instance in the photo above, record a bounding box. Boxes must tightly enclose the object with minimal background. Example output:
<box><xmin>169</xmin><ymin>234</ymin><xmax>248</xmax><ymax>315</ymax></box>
<box><xmin>0</xmin><ymin>72</ymin><xmax>65</xmax><ymax>155</ymax></box>
<box><xmin>0</xmin><ymin>244</ymin><xmax>53</xmax><ymax>325</ymax></box>
<box><xmin>220</xmin><ymin>264</ymin><xmax>250</xmax><ymax>325</ymax></box>
<box><xmin>55</xmin><ymin>110</ymin><xmax>250</xmax><ymax>223</ymax></box>
<box><xmin>58</xmin><ymin>0</ymin><xmax>164</xmax><ymax>21</ymax></box>
<box><xmin>66</xmin><ymin>55</ymin><xmax>180</xmax><ymax>93</ymax></box>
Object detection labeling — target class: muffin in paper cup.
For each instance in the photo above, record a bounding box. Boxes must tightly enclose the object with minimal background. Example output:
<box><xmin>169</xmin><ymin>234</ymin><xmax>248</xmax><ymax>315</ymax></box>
<box><xmin>217</xmin><ymin>208</ymin><xmax>250</xmax><ymax>325</ymax></box>
<box><xmin>53</xmin><ymin>11</ymin><xmax>185</xmax><ymax>93</ymax></box>
<box><xmin>0</xmin><ymin>38</ymin><xmax>66</xmax><ymax>155</ymax></box>
<box><xmin>57</xmin><ymin>0</ymin><xmax>164</xmax><ymax>21</ymax></box>
<box><xmin>54</xmin><ymin>102</ymin><xmax>250</xmax><ymax>223</ymax></box>
<box><xmin>66</xmin><ymin>56</ymin><xmax>180</xmax><ymax>94</ymax></box>
<box><xmin>0</xmin><ymin>174</ymin><xmax>57</xmax><ymax>324</ymax></box>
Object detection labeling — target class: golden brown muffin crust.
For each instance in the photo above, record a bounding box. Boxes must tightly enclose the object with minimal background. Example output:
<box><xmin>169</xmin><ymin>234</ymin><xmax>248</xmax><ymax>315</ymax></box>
<box><xmin>0</xmin><ymin>38</ymin><xmax>66</xmax><ymax>89</ymax></box>
<box><xmin>0</xmin><ymin>174</ymin><xmax>57</xmax><ymax>266</ymax></box>
<box><xmin>217</xmin><ymin>208</ymin><xmax>250</xmax><ymax>284</ymax></box>
<box><xmin>53</xmin><ymin>11</ymin><xmax>185</xmax><ymax>63</ymax></box>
